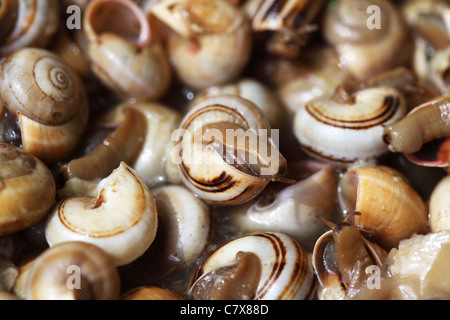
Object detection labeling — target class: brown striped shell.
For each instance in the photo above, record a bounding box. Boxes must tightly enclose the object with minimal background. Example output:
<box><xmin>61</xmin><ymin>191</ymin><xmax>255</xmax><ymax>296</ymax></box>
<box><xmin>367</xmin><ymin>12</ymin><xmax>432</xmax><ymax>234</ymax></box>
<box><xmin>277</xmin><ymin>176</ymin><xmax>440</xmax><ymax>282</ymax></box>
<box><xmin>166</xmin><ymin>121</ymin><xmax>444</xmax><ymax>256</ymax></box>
<box><xmin>173</xmin><ymin>94</ymin><xmax>287</xmax><ymax>205</ymax></box>
<box><xmin>189</xmin><ymin>232</ymin><xmax>316</xmax><ymax>300</ymax></box>
<box><xmin>293</xmin><ymin>87</ymin><xmax>407</xmax><ymax>166</ymax></box>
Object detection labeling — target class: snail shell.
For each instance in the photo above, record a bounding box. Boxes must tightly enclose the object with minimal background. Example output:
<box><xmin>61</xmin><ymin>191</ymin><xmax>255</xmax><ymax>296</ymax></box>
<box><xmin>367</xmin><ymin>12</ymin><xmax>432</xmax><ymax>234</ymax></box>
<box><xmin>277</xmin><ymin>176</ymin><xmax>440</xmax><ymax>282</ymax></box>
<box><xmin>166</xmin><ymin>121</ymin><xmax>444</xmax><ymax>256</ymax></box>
<box><xmin>26</xmin><ymin>241</ymin><xmax>120</xmax><ymax>300</ymax></box>
<box><xmin>0</xmin><ymin>48</ymin><xmax>89</xmax><ymax>164</ymax></box>
<box><xmin>0</xmin><ymin>0</ymin><xmax>60</xmax><ymax>57</ymax></box>
<box><xmin>0</xmin><ymin>143</ymin><xmax>56</xmax><ymax>236</ymax></box>
<box><xmin>83</xmin><ymin>0</ymin><xmax>171</xmax><ymax>101</ymax></box>
<box><xmin>338</xmin><ymin>165</ymin><xmax>428</xmax><ymax>247</ymax></box>
<box><xmin>189</xmin><ymin>232</ymin><xmax>316</xmax><ymax>300</ymax></box>
<box><xmin>174</xmin><ymin>94</ymin><xmax>287</xmax><ymax>205</ymax></box>
<box><xmin>322</xmin><ymin>0</ymin><xmax>410</xmax><ymax>80</ymax></box>
<box><xmin>121</xmin><ymin>286</ymin><xmax>184</xmax><ymax>300</ymax></box>
<box><xmin>293</xmin><ymin>87</ymin><xmax>407</xmax><ymax>165</ymax></box>
<box><xmin>45</xmin><ymin>162</ymin><xmax>158</xmax><ymax>267</ymax></box>
<box><xmin>151</xmin><ymin>0</ymin><xmax>252</xmax><ymax>90</ymax></box>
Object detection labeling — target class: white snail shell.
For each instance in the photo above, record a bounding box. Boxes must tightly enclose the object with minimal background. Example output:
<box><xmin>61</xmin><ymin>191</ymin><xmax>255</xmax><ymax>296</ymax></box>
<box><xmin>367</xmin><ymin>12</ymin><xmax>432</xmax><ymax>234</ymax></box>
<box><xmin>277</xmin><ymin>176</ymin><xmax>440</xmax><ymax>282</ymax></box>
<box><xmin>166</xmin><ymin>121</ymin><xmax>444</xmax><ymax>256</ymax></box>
<box><xmin>45</xmin><ymin>162</ymin><xmax>158</xmax><ymax>267</ymax></box>
<box><xmin>293</xmin><ymin>87</ymin><xmax>407</xmax><ymax>165</ymax></box>
<box><xmin>174</xmin><ymin>94</ymin><xmax>287</xmax><ymax>205</ymax></box>
<box><xmin>189</xmin><ymin>232</ymin><xmax>316</xmax><ymax>300</ymax></box>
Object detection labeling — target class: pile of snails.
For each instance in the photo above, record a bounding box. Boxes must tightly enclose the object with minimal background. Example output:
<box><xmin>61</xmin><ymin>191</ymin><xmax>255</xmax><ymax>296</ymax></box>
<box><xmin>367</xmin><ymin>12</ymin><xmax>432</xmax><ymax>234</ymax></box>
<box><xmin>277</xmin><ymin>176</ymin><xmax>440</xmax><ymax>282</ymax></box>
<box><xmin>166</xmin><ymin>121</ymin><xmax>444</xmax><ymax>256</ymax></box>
<box><xmin>2</xmin><ymin>0</ymin><xmax>450</xmax><ymax>300</ymax></box>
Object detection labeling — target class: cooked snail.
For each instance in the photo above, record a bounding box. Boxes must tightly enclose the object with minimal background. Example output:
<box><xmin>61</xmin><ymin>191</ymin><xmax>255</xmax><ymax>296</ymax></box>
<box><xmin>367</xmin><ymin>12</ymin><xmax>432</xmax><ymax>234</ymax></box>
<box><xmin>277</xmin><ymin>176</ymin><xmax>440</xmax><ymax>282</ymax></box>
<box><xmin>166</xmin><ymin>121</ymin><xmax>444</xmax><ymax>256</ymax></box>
<box><xmin>0</xmin><ymin>143</ymin><xmax>56</xmax><ymax>236</ymax></box>
<box><xmin>189</xmin><ymin>232</ymin><xmax>316</xmax><ymax>300</ymax></box>
<box><xmin>25</xmin><ymin>241</ymin><xmax>120</xmax><ymax>300</ymax></box>
<box><xmin>150</xmin><ymin>0</ymin><xmax>252</xmax><ymax>90</ymax></box>
<box><xmin>173</xmin><ymin>94</ymin><xmax>287</xmax><ymax>205</ymax></box>
<box><xmin>83</xmin><ymin>0</ymin><xmax>171</xmax><ymax>101</ymax></box>
<box><xmin>45</xmin><ymin>162</ymin><xmax>158</xmax><ymax>267</ymax></box>
<box><xmin>293</xmin><ymin>86</ymin><xmax>407</xmax><ymax>165</ymax></box>
<box><xmin>322</xmin><ymin>0</ymin><xmax>411</xmax><ymax>80</ymax></box>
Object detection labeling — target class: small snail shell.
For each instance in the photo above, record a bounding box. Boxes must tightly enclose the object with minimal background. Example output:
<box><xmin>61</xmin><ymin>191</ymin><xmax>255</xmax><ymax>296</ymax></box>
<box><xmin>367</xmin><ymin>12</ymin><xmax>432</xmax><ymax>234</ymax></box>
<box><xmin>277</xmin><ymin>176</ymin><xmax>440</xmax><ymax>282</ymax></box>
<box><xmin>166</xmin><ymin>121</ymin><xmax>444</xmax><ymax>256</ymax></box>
<box><xmin>0</xmin><ymin>0</ymin><xmax>60</xmax><ymax>57</ymax></box>
<box><xmin>121</xmin><ymin>286</ymin><xmax>184</xmax><ymax>300</ymax></box>
<box><xmin>229</xmin><ymin>164</ymin><xmax>336</xmax><ymax>251</ymax></box>
<box><xmin>45</xmin><ymin>162</ymin><xmax>158</xmax><ymax>267</ymax></box>
<box><xmin>83</xmin><ymin>0</ymin><xmax>171</xmax><ymax>101</ymax></box>
<box><xmin>338</xmin><ymin>165</ymin><xmax>428</xmax><ymax>247</ymax></box>
<box><xmin>26</xmin><ymin>241</ymin><xmax>120</xmax><ymax>300</ymax></box>
<box><xmin>191</xmin><ymin>78</ymin><xmax>284</xmax><ymax>129</ymax></box>
<box><xmin>151</xmin><ymin>0</ymin><xmax>252</xmax><ymax>90</ymax></box>
<box><xmin>150</xmin><ymin>185</ymin><xmax>210</xmax><ymax>271</ymax></box>
<box><xmin>189</xmin><ymin>232</ymin><xmax>316</xmax><ymax>300</ymax></box>
<box><xmin>293</xmin><ymin>87</ymin><xmax>407</xmax><ymax>165</ymax></box>
<box><xmin>0</xmin><ymin>143</ymin><xmax>56</xmax><ymax>236</ymax></box>
<box><xmin>388</xmin><ymin>231</ymin><xmax>450</xmax><ymax>300</ymax></box>
<box><xmin>174</xmin><ymin>94</ymin><xmax>287</xmax><ymax>205</ymax></box>
<box><xmin>429</xmin><ymin>175</ymin><xmax>450</xmax><ymax>233</ymax></box>
<box><xmin>322</xmin><ymin>0</ymin><xmax>410</xmax><ymax>80</ymax></box>
<box><xmin>0</xmin><ymin>48</ymin><xmax>89</xmax><ymax>164</ymax></box>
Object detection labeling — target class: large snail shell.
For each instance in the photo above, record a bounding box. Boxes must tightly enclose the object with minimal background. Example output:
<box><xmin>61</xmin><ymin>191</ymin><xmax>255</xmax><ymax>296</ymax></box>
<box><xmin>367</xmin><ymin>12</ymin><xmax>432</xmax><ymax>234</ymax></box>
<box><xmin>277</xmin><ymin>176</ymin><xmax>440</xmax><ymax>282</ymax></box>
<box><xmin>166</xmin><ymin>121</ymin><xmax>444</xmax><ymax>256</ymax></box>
<box><xmin>26</xmin><ymin>241</ymin><xmax>120</xmax><ymax>300</ymax></box>
<box><xmin>151</xmin><ymin>0</ymin><xmax>252</xmax><ymax>90</ymax></box>
<box><xmin>0</xmin><ymin>48</ymin><xmax>86</xmax><ymax>126</ymax></box>
<box><xmin>83</xmin><ymin>0</ymin><xmax>171</xmax><ymax>101</ymax></box>
<box><xmin>338</xmin><ymin>165</ymin><xmax>428</xmax><ymax>247</ymax></box>
<box><xmin>0</xmin><ymin>48</ymin><xmax>89</xmax><ymax>164</ymax></box>
<box><xmin>322</xmin><ymin>0</ymin><xmax>410</xmax><ymax>80</ymax></box>
<box><xmin>174</xmin><ymin>94</ymin><xmax>287</xmax><ymax>206</ymax></box>
<box><xmin>293</xmin><ymin>87</ymin><xmax>407</xmax><ymax>165</ymax></box>
<box><xmin>0</xmin><ymin>0</ymin><xmax>60</xmax><ymax>57</ymax></box>
<box><xmin>45</xmin><ymin>162</ymin><xmax>158</xmax><ymax>267</ymax></box>
<box><xmin>0</xmin><ymin>0</ymin><xmax>19</xmax><ymax>44</ymax></box>
<box><xmin>0</xmin><ymin>143</ymin><xmax>56</xmax><ymax>236</ymax></box>
<box><xmin>189</xmin><ymin>232</ymin><xmax>316</xmax><ymax>300</ymax></box>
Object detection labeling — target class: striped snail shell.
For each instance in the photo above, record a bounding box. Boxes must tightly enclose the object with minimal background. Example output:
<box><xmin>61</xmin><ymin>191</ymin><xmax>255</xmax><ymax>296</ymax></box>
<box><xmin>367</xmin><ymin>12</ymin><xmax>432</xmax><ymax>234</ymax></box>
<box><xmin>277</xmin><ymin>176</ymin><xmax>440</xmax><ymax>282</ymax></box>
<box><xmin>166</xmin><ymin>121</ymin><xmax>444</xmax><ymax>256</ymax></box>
<box><xmin>293</xmin><ymin>86</ymin><xmax>407</xmax><ymax>166</ymax></box>
<box><xmin>173</xmin><ymin>94</ymin><xmax>287</xmax><ymax>206</ymax></box>
<box><xmin>189</xmin><ymin>232</ymin><xmax>316</xmax><ymax>300</ymax></box>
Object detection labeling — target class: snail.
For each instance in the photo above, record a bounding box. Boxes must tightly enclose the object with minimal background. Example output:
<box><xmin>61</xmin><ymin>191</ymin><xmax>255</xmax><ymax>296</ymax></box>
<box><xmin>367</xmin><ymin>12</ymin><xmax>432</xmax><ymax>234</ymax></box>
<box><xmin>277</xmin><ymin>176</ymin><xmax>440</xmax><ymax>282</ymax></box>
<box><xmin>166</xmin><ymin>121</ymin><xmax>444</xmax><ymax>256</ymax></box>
<box><xmin>242</xmin><ymin>0</ymin><xmax>324</xmax><ymax>58</ymax></box>
<box><xmin>338</xmin><ymin>165</ymin><xmax>428</xmax><ymax>247</ymax></box>
<box><xmin>0</xmin><ymin>47</ymin><xmax>89</xmax><ymax>165</ymax></box>
<box><xmin>173</xmin><ymin>94</ymin><xmax>287</xmax><ymax>206</ymax></box>
<box><xmin>150</xmin><ymin>0</ymin><xmax>252</xmax><ymax>90</ymax></box>
<box><xmin>0</xmin><ymin>0</ymin><xmax>60</xmax><ymax>57</ymax></box>
<box><xmin>189</xmin><ymin>232</ymin><xmax>316</xmax><ymax>300</ymax></box>
<box><xmin>45</xmin><ymin>162</ymin><xmax>158</xmax><ymax>267</ymax></box>
<box><xmin>322</xmin><ymin>0</ymin><xmax>411</xmax><ymax>80</ymax></box>
<box><xmin>387</xmin><ymin>231</ymin><xmax>450</xmax><ymax>300</ymax></box>
<box><xmin>0</xmin><ymin>143</ymin><xmax>56</xmax><ymax>236</ymax></box>
<box><xmin>293</xmin><ymin>86</ymin><xmax>407</xmax><ymax>166</ymax></box>
<box><xmin>312</xmin><ymin>213</ymin><xmax>390</xmax><ymax>300</ymax></box>
<box><xmin>382</xmin><ymin>94</ymin><xmax>450</xmax><ymax>170</ymax></box>
<box><xmin>83</xmin><ymin>0</ymin><xmax>172</xmax><ymax>101</ymax></box>
<box><xmin>25</xmin><ymin>241</ymin><xmax>120</xmax><ymax>300</ymax></box>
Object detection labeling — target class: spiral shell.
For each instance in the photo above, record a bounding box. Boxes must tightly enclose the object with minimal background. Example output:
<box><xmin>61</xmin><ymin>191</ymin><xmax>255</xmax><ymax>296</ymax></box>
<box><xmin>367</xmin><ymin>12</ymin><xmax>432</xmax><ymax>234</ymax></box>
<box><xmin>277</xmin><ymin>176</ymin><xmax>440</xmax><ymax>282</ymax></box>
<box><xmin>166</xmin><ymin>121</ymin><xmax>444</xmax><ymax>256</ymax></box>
<box><xmin>174</xmin><ymin>94</ymin><xmax>287</xmax><ymax>205</ymax></box>
<box><xmin>189</xmin><ymin>232</ymin><xmax>316</xmax><ymax>300</ymax></box>
<box><xmin>45</xmin><ymin>162</ymin><xmax>158</xmax><ymax>267</ymax></box>
<box><xmin>0</xmin><ymin>143</ymin><xmax>56</xmax><ymax>236</ymax></box>
<box><xmin>322</xmin><ymin>0</ymin><xmax>410</xmax><ymax>80</ymax></box>
<box><xmin>293</xmin><ymin>87</ymin><xmax>407</xmax><ymax>165</ymax></box>
<box><xmin>0</xmin><ymin>0</ymin><xmax>60</xmax><ymax>57</ymax></box>
<box><xmin>26</xmin><ymin>241</ymin><xmax>120</xmax><ymax>300</ymax></box>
